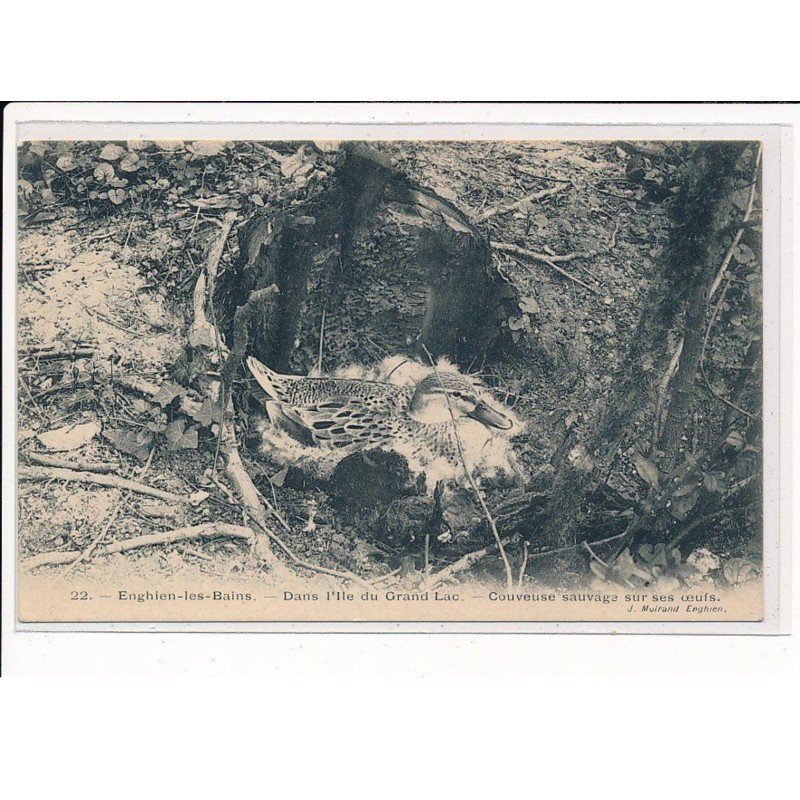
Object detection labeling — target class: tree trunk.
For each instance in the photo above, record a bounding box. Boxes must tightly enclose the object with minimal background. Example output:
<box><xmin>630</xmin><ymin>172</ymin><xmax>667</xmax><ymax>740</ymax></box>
<box><xmin>534</xmin><ymin>142</ymin><xmax>743</xmax><ymax>548</ymax></box>
<box><xmin>216</xmin><ymin>143</ymin><xmax>521</xmax><ymax>374</ymax></box>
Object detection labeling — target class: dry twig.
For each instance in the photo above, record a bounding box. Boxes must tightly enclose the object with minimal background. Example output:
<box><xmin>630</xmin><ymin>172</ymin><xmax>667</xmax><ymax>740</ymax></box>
<box><xmin>22</xmin><ymin>523</ymin><xmax>255</xmax><ymax>571</ymax></box>
<box><xmin>18</xmin><ymin>465</ymin><xmax>206</xmax><ymax>505</ymax></box>
<box><xmin>422</xmin><ymin>344</ymin><xmax>514</xmax><ymax>590</ymax></box>
<box><xmin>26</xmin><ymin>452</ymin><xmax>119</xmax><ymax>474</ymax></box>
<box><xmin>491</xmin><ymin>242</ymin><xmax>601</xmax><ymax>295</ymax></box>
<box><xmin>479</xmin><ymin>183</ymin><xmax>570</xmax><ymax>220</ymax></box>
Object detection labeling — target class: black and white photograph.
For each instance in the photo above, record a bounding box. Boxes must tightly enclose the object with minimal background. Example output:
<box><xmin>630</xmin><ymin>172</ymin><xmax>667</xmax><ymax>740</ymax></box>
<box><xmin>13</xmin><ymin>132</ymin><xmax>770</xmax><ymax>623</ymax></box>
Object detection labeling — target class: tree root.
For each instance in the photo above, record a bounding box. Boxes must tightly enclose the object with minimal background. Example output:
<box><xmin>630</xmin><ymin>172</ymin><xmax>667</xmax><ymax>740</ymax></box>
<box><xmin>26</xmin><ymin>452</ymin><xmax>119</xmax><ymax>474</ymax></box>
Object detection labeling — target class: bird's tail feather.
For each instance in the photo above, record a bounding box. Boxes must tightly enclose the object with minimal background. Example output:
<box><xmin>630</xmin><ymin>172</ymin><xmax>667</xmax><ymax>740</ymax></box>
<box><xmin>264</xmin><ymin>401</ymin><xmax>315</xmax><ymax>446</ymax></box>
<box><xmin>247</xmin><ymin>356</ymin><xmax>285</xmax><ymax>401</ymax></box>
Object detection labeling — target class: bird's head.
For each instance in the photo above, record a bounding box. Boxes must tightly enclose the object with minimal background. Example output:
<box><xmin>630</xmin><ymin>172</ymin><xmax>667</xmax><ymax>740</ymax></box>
<box><xmin>409</xmin><ymin>372</ymin><xmax>513</xmax><ymax>430</ymax></box>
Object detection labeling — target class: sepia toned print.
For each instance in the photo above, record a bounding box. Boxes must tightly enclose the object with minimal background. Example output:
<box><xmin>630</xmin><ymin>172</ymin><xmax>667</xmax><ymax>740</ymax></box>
<box><xmin>16</xmin><ymin>138</ymin><xmax>764</xmax><ymax>623</ymax></box>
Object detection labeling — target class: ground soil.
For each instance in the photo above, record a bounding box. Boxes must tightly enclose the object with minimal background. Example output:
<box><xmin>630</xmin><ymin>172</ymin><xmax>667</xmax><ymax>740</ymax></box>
<box><xmin>17</xmin><ymin>141</ymin><xmax>757</xmax><ymax>591</ymax></box>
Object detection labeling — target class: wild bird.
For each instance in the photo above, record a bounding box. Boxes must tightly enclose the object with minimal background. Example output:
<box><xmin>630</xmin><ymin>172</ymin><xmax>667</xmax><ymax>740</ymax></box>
<box><xmin>246</xmin><ymin>355</ymin><xmax>523</xmax><ymax>486</ymax></box>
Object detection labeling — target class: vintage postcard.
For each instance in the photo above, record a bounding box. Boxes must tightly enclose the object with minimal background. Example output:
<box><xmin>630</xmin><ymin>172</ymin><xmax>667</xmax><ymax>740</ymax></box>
<box><xmin>5</xmin><ymin>106</ymin><xmax>789</xmax><ymax>630</ymax></box>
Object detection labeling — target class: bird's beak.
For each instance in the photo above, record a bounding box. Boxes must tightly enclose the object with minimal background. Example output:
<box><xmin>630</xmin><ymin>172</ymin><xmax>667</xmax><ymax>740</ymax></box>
<box><xmin>466</xmin><ymin>401</ymin><xmax>514</xmax><ymax>430</ymax></box>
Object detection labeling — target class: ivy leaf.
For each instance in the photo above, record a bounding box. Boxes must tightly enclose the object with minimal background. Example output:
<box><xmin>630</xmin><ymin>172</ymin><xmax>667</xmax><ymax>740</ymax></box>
<box><xmin>152</xmin><ymin>382</ymin><xmax>185</xmax><ymax>408</ymax></box>
<box><xmin>56</xmin><ymin>155</ymin><xmax>76</xmax><ymax>171</ymax></box>
<box><xmin>631</xmin><ymin>451</ymin><xmax>661</xmax><ymax>492</ymax></box>
<box><xmin>648</xmin><ymin>542</ymin><xmax>669</xmax><ymax>568</ymax></box>
<box><xmin>670</xmin><ymin>487</ymin><xmax>700</xmax><ymax>520</ymax></box>
<box><xmin>165</xmin><ymin>419</ymin><xmax>199</xmax><ymax>451</ymax></box>
<box><xmin>108</xmin><ymin>189</ymin><xmax>127</xmax><ymax>205</ymax></box>
<box><xmin>104</xmin><ymin>427</ymin><xmax>153</xmax><ymax>463</ymax></box>
<box><xmin>725</xmin><ymin>430</ymin><xmax>745</xmax><ymax>449</ymax></box>
<box><xmin>187</xmin><ymin>140</ymin><xmax>225</xmax><ymax>159</ymax></box>
<box><xmin>128</xmin><ymin>397</ymin><xmax>151</xmax><ymax>415</ymax></box>
<box><xmin>609</xmin><ymin>548</ymin><xmax>652</xmax><ymax>584</ymax></box>
<box><xmin>154</xmin><ymin>140</ymin><xmax>184</xmax><ymax>152</ymax></box>
<box><xmin>723</xmin><ymin>558</ymin><xmax>759</xmax><ymax>585</ymax></box>
<box><xmin>119</xmin><ymin>152</ymin><xmax>142</xmax><ymax>172</ymax></box>
<box><xmin>703</xmin><ymin>471</ymin><xmax>725</xmax><ymax>493</ymax></box>
<box><xmin>188</xmin><ymin>398</ymin><xmax>224</xmax><ymax>428</ymax></box>
<box><xmin>94</xmin><ymin>162</ymin><xmax>116</xmax><ymax>182</ymax></box>
<box><xmin>98</xmin><ymin>143</ymin><xmax>126</xmax><ymax>161</ymax></box>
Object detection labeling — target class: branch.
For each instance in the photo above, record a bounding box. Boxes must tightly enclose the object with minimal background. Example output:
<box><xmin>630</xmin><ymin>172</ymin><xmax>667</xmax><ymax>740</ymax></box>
<box><xmin>22</xmin><ymin>523</ymin><xmax>255</xmax><ymax>571</ymax></box>
<box><xmin>491</xmin><ymin>242</ymin><xmax>601</xmax><ymax>295</ymax></box>
<box><xmin>191</xmin><ymin>216</ymin><xmax>288</xmax><ymax>574</ymax></box>
<box><xmin>430</xmin><ymin>537</ymin><xmax>513</xmax><ymax>587</ymax></box>
<box><xmin>248</xmin><ymin>513</ymin><xmax>378</xmax><ymax>593</ymax></box>
<box><xmin>18</xmin><ymin>465</ymin><xmax>208</xmax><ymax>505</ymax></box>
<box><xmin>652</xmin><ymin>337</ymin><xmax>684</xmax><ymax>448</ymax></box>
<box><xmin>430</xmin><ymin>531</ymin><xmax>630</xmax><ymax>588</ymax></box>
<box><xmin>25</xmin><ymin>452</ymin><xmax>119</xmax><ymax>474</ymax></box>
<box><xmin>20</xmin><ymin>346</ymin><xmax>95</xmax><ymax>360</ymax></box>
<box><xmin>667</xmin><ymin>510</ymin><xmax>729</xmax><ymax>550</ymax></box>
<box><xmin>511</xmin><ymin>165</ymin><xmax>573</xmax><ymax>184</ymax></box>
<box><xmin>479</xmin><ymin>183</ymin><xmax>570</xmax><ymax>220</ymax></box>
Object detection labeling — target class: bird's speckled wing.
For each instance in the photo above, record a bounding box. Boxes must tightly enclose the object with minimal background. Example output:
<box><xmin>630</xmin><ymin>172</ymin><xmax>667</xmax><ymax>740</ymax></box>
<box><xmin>247</xmin><ymin>357</ymin><xmax>410</xmax><ymax>411</ymax></box>
<box><xmin>266</xmin><ymin>397</ymin><xmax>404</xmax><ymax>449</ymax></box>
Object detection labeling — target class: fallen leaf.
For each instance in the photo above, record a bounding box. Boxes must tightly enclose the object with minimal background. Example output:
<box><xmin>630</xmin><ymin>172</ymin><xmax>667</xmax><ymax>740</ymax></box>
<box><xmin>154</xmin><ymin>141</ymin><xmax>185</xmax><ymax>152</ymax></box>
<box><xmin>119</xmin><ymin>152</ymin><xmax>142</xmax><ymax>172</ymax></box>
<box><xmin>94</xmin><ymin>163</ymin><xmax>116</xmax><ymax>182</ymax></box>
<box><xmin>98</xmin><ymin>143</ymin><xmax>126</xmax><ymax>161</ymax></box>
<box><xmin>37</xmin><ymin>420</ymin><xmax>100</xmax><ymax>451</ymax></box>
<box><xmin>277</xmin><ymin>146</ymin><xmax>307</xmax><ymax>178</ymax></box>
<box><xmin>725</xmin><ymin>430</ymin><xmax>745</xmax><ymax>449</ymax></box>
<box><xmin>270</xmin><ymin>467</ymin><xmax>289</xmax><ymax>487</ymax></box>
<box><xmin>723</xmin><ymin>557</ymin><xmax>759</xmax><ymax>585</ymax></box>
<box><xmin>313</xmin><ymin>141</ymin><xmax>340</xmax><ymax>153</ymax></box>
<box><xmin>56</xmin><ymin>155</ymin><xmax>76</xmax><ymax>171</ymax></box>
<box><xmin>187</xmin><ymin>141</ymin><xmax>225</xmax><ymax>159</ymax></box>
